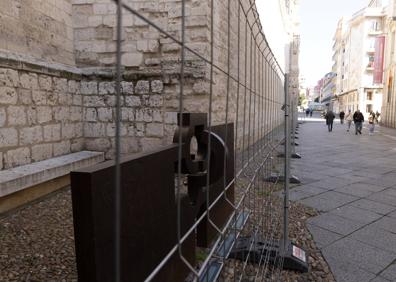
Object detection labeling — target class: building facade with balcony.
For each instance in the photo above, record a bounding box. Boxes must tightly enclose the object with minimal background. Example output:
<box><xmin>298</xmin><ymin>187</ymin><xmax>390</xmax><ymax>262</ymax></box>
<box><xmin>320</xmin><ymin>72</ymin><xmax>337</xmax><ymax>109</ymax></box>
<box><xmin>381</xmin><ymin>0</ymin><xmax>396</xmax><ymax>127</ymax></box>
<box><xmin>333</xmin><ymin>1</ymin><xmax>386</xmax><ymax>117</ymax></box>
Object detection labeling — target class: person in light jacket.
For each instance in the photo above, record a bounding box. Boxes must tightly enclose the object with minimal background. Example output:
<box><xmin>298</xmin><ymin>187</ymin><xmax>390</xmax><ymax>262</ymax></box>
<box><xmin>345</xmin><ymin>110</ymin><xmax>353</xmax><ymax>132</ymax></box>
<box><xmin>368</xmin><ymin>110</ymin><xmax>376</xmax><ymax>135</ymax></box>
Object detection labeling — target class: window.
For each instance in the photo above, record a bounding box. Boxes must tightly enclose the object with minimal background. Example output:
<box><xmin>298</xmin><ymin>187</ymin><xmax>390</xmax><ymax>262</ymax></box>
<box><xmin>366</xmin><ymin>104</ymin><xmax>373</xmax><ymax>113</ymax></box>
<box><xmin>367</xmin><ymin>91</ymin><xmax>373</xmax><ymax>100</ymax></box>
<box><xmin>368</xmin><ymin>56</ymin><xmax>375</xmax><ymax>68</ymax></box>
<box><xmin>371</xmin><ymin>20</ymin><xmax>380</xmax><ymax>31</ymax></box>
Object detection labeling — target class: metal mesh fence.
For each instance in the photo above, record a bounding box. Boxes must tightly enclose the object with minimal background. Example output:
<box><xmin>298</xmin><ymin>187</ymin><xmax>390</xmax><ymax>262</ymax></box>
<box><xmin>111</xmin><ymin>0</ymin><xmax>289</xmax><ymax>281</ymax></box>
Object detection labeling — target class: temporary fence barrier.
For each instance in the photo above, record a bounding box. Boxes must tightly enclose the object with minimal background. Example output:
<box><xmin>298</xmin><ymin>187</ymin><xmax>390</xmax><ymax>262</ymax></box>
<box><xmin>70</xmin><ymin>0</ymin><xmax>306</xmax><ymax>281</ymax></box>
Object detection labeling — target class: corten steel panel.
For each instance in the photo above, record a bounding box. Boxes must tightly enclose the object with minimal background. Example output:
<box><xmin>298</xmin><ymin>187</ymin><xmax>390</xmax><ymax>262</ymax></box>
<box><xmin>195</xmin><ymin>124</ymin><xmax>235</xmax><ymax>247</ymax></box>
<box><xmin>71</xmin><ymin>113</ymin><xmax>234</xmax><ymax>282</ymax></box>
<box><xmin>71</xmin><ymin>145</ymin><xmax>194</xmax><ymax>282</ymax></box>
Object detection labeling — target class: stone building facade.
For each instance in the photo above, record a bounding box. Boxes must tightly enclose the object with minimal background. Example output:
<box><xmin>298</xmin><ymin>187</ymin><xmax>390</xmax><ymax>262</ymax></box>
<box><xmin>0</xmin><ymin>0</ymin><xmax>294</xmax><ymax>169</ymax></box>
<box><xmin>332</xmin><ymin>2</ymin><xmax>386</xmax><ymax>117</ymax></box>
<box><xmin>381</xmin><ymin>0</ymin><xmax>396</xmax><ymax>127</ymax></box>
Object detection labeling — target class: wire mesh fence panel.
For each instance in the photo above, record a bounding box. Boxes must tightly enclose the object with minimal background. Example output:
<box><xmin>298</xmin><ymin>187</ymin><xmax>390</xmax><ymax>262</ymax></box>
<box><xmin>71</xmin><ymin>0</ymin><xmax>291</xmax><ymax>281</ymax></box>
<box><xmin>118</xmin><ymin>0</ymin><xmax>287</xmax><ymax>281</ymax></box>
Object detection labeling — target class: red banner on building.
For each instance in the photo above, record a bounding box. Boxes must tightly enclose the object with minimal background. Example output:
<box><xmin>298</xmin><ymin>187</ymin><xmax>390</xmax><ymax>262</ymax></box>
<box><xmin>374</xmin><ymin>36</ymin><xmax>385</xmax><ymax>84</ymax></box>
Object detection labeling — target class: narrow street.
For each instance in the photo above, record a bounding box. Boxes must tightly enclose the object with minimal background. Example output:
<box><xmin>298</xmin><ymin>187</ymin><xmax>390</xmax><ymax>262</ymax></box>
<box><xmin>292</xmin><ymin>112</ymin><xmax>396</xmax><ymax>282</ymax></box>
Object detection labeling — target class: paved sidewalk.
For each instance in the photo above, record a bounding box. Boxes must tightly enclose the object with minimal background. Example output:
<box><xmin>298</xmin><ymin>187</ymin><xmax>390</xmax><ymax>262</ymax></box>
<box><xmin>291</xmin><ymin>115</ymin><xmax>396</xmax><ymax>282</ymax></box>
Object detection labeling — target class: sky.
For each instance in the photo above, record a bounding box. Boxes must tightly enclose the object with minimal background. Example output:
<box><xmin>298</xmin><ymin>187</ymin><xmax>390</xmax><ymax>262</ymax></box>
<box><xmin>299</xmin><ymin>0</ymin><xmax>374</xmax><ymax>87</ymax></box>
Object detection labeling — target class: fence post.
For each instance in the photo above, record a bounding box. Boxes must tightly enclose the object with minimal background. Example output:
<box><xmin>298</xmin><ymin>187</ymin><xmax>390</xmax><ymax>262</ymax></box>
<box><xmin>283</xmin><ymin>73</ymin><xmax>290</xmax><ymax>251</ymax></box>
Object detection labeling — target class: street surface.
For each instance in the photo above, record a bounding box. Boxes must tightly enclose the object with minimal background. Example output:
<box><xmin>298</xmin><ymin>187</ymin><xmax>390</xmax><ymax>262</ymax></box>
<box><xmin>292</xmin><ymin>112</ymin><xmax>396</xmax><ymax>282</ymax></box>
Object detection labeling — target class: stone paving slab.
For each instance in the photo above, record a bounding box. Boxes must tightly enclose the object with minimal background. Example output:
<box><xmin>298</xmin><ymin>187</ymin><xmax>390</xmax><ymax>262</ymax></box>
<box><xmin>387</xmin><ymin>210</ymin><xmax>396</xmax><ymax>218</ymax></box>
<box><xmin>382</xmin><ymin>187</ymin><xmax>396</xmax><ymax>198</ymax></box>
<box><xmin>307</xmin><ymin>213</ymin><xmax>364</xmax><ymax>236</ymax></box>
<box><xmin>370</xmin><ymin>276</ymin><xmax>392</xmax><ymax>282</ymax></box>
<box><xmin>299</xmin><ymin>197</ymin><xmax>346</xmax><ymax>212</ymax></box>
<box><xmin>349</xmin><ymin>198</ymin><xmax>396</xmax><ymax>215</ymax></box>
<box><xmin>349</xmin><ymin>224</ymin><xmax>396</xmax><ymax>254</ymax></box>
<box><xmin>299</xmin><ymin>191</ymin><xmax>358</xmax><ymax>212</ymax></box>
<box><xmin>307</xmin><ymin>224</ymin><xmax>342</xmax><ymax>249</ymax></box>
<box><xmin>366</xmin><ymin>192</ymin><xmax>396</xmax><ymax>207</ymax></box>
<box><xmin>369</xmin><ymin>216</ymin><xmax>396</xmax><ymax>233</ymax></box>
<box><xmin>333</xmin><ymin>174</ymin><xmax>372</xmax><ymax>184</ymax></box>
<box><xmin>325</xmin><ymin>256</ymin><xmax>376</xmax><ymax>282</ymax></box>
<box><xmin>322</xmin><ymin>237</ymin><xmax>395</xmax><ymax>274</ymax></box>
<box><xmin>348</xmin><ymin>183</ymin><xmax>388</xmax><ymax>192</ymax></box>
<box><xmin>380</xmin><ymin>264</ymin><xmax>396</xmax><ymax>281</ymax></box>
<box><xmin>291</xmin><ymin>185</ymin><xmax>328</xmax><ymax>195</ymax></box>
<box><xmin>291</xmin><ymin>119</ymin><xmax>396</xmax><ymax>281</ymax></box>
<box><xmin>350</xmin><ymin>170</ymin><xmax>386</xmax><ymax>179</ymax></box>
<box><xmin>334</xmin><ymin>185</ymin><xmax>376</xmax><ymax>197</ymax></box>
<box><xmin>288</xmin><ymin>190</ymin><xmax>313</xmax><ymax>201</ymax></box>
<box><xmin>328</xmin><ymin>205</ymin><xmax>383</xmax><ymax>224</ymax></box>
<box><xmin>364</xmin><ymin>177</ymin><xmax>396</xmax><ymax>188</ymax></box>
<box><xmin>305</xmin><ymin>179</ymin><xmax>350</xmax><ymax>190</ymax></box>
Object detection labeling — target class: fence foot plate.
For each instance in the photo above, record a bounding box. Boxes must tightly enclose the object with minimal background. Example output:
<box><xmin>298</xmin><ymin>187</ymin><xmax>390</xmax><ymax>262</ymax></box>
<box><xmin>229</xmin><ymin>236</ymin><xmax>308</xmax><ymax>273</ymax></box>
<box><xmin>264</xmin><ymin>174</ymin><xmax>301</xmax><ymax>184</ymax></box>
<box><xmin>291</xmin><ymin>153</ymin><xmax>302</xmax><ymax>159</ymax></box>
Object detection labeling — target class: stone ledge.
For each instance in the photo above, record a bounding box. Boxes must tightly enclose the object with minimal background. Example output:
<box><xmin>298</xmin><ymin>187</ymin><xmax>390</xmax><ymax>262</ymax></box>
<box><xmin>0</xmin><ymin>151</ymin><xmax>104</xmax><ymax>197</ymax></box>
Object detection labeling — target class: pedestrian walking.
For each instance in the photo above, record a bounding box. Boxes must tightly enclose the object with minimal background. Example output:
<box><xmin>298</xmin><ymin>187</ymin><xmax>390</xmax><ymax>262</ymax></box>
<box><xmin>345</xmin><ymin>110</ymin><xmax>353</xmax><ymax>132</ymax></box>
<box><xmin>375</xmin><ymin>111</ymin><xmax>381</xmax><ymax>124</ymax></box>
<box><xmin>306</xmin><ymin>108</ymin><xmax>310</xmax><ymax>117</ymax></box>
<box><xmin>309</xmin><ymin>108</ymin><xmax>313</xmax><ymax>117</ymax></box>
<box><xmin>368</xmin><ymin>110</ymin><xmax>376</xmax><ymax>135</ymax></box>
<box><xmin>325</xmin><ymin>110</ymin><xmax>335</xmax><ymax>132</ymax></box>
<box><xmin>353</xmin><ymin>109</ymin><xmax>364</xmax><ymax>135</ymax></box>
<box><xmin>339</xmin><ymin>110</ymin><xmax>345</xmax><ymax>124</ymax></box>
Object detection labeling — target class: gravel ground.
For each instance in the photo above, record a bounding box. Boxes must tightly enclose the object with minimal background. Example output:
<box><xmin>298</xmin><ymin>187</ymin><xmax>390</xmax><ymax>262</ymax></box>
<box><xmin>0</xmin><ymin>188</ymin><xmax>77</xmax><ymax>282</ymax></box>
<box><xmin>0</xmin><ymin>180</ymin><xmax>334</xmax><ymax>282</ymax></box>
<box><xmin>219</xmin><ymin>185</ymin><xmax>335</xmax><ymax>282</ymax></box>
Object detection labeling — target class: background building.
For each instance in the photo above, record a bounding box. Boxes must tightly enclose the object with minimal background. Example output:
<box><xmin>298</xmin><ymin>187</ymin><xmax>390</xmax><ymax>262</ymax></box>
<box><xmin>332</xmin><ymin>1</ymin><xmax>386</xmax><ymax>117</ymax></box>
<box><xmin>381</xmin><ymin>0</ymin><xmax>396</xmax><ymax>126</ymax></box>
<box><xmin>320</xmin><ymin>72</ymin><xmax>336</xmax><ymax>108</ymax></box>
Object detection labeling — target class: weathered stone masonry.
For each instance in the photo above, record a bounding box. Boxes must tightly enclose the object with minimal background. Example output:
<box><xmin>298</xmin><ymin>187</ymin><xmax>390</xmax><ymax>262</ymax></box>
<box><xmin>71</xmin><ymin>0</ymin><xmax>285</xmax><ymax>151</ymax></box>
<box><xmin>0</xmin><ymin>63</ymin><xmax>83</xmax><ymax>169</ymax></box>
<box><xmin>0</xmin><ymin>56</ymin><xmax>178</xmax><ymax>168</ymax></box>
<box><xmin>0</xmin><ymin>0</ymin><xmax>285</xmax><ymax>169</ymax></box>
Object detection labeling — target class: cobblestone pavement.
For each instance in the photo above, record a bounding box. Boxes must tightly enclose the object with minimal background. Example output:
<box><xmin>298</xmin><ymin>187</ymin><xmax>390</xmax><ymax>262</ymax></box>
<box><xmin>291</xmin><ymin>113</ymin><xmax>396</xmax><ymax>282</ymax></box>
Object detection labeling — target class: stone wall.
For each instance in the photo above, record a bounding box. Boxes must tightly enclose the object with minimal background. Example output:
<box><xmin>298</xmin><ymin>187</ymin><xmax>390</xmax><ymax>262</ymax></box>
<box><xmin>0</xmin><ymin>0</ymin><xmax>286</xmax><ymax>169</ymax></box>
<box><xmin>0</xmin><ymin>64</ymin><xmax>84</xmax><ymax>169</ymax></box>
<box><xmin>72</xmin><ymin>0</ymin><xmax>209</xmax><ymax>68</ymax></box>
<box><xmin>71</xmin><ymin>0</ymin><xmax>285</xmax><ymax>152</ymax></box>
<box><xmin>0</xmin><ymin>0</ymin><xmax>75</xmax><ymax>66</ymax></box>
<box><xmin>81</xmin><ymin>75</ymin><xmax>176</xmax><ymax>159</ymax></box>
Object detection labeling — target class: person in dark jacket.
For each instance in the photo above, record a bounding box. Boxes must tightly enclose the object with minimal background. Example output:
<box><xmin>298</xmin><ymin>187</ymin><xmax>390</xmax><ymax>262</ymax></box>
<box><xmin>325</xmin><ymin>110</ymin><xmax>335</xmax><ymax>132</ymax></box>
<box><xmin>339</xmin><ymin>111</ymin><xmax>345</xmax><ymax>124</ymax></box>
<box><xmin>353</xmin><ymin>109</ymin><xmax>364</xmax><ymax>135</ymax></box>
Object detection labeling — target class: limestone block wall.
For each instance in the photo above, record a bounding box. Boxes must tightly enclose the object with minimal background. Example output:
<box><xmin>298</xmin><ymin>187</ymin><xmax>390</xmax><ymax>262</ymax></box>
<box><xmin>0</xmin><ymin>0</ymin><xmax>75</xmax><ymax>66</ymax></box>
<box><xmin>0</xmin><ymin>64</ymin><xmax>84</xmax><ymax>170</ymax></box>
<box><xmin>71</xmin><ymin>0</ymin><xmax>285</xmax><ymax>154</ymax></box>
<box><xmin>81</xmin><ymin>75</ymin><xmax>178</xmax><ymax>159</ymax></box>
<box><xmin>0</xmin><ymin>0</ymin><xmax>287</xmax><ymax>170</ymax></box>
<box><xmin>72</xmin><ymin>0</ymin><xmax>209</xmax><ymax>68</ymax></box>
